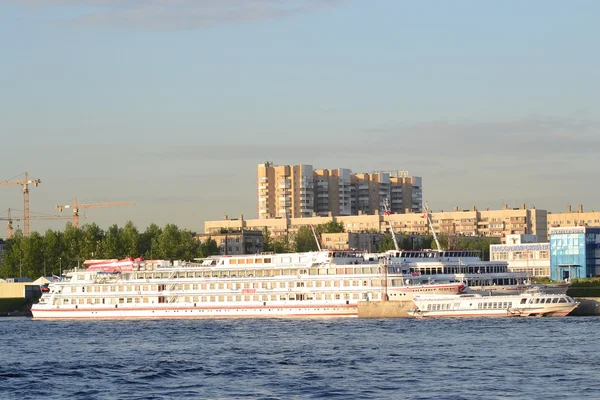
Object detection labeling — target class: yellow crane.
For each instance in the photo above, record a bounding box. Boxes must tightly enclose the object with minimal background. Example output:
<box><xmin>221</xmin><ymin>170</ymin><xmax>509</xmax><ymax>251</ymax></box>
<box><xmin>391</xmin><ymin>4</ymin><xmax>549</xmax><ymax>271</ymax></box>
<box><xmin>55</xmin><ymin>196</ymin><xmax>135</xmax><ymax>228</ymax></box>
<box><xmin>0</xmin><ymin>208</ymin><xmax>73</xmax><ymax>239</ymax></box>
<box><xmin>0</xmin><ymin>172</ymin><xmax>41</xmax><ymax>237</ymax></box>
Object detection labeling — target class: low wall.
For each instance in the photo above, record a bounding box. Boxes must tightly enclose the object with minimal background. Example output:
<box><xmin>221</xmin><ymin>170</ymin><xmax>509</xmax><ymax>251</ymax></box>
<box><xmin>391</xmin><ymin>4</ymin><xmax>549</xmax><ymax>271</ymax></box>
<box><xmin>357</xmin><ymin>300</ymin><xmax>414</xmax><ymax>318</ymax></box>
<box><xmin>0</xmin><ymin>283</ymin><xmax>41</xmax><ymax>299</ymax></box>
<box><xmin>572</xmin><ymin>298</ymin><xmax>600</xmax><ymax>316</ymax></box>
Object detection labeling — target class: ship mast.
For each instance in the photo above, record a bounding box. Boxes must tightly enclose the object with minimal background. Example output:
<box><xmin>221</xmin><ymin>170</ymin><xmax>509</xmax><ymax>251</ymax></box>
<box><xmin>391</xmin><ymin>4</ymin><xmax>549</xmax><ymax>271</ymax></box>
<box><xmin>309</xmin><ymin>224</ymin><xmax>322</xmax><ymax>251</ymax></box>
<box><xmin>384</xmin><ymin>198</ymin><xmax>400</xmax><ymax>252</ymax></box>
<box><xmin>424</xmin><ymin>201</ymin><xmax>442</xmax><ymax>251</ymax></box>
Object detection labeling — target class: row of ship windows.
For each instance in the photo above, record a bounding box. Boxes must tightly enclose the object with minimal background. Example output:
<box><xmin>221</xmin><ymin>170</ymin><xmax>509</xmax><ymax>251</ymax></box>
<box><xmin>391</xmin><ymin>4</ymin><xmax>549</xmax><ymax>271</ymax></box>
<box><xmin>426</xmin><ymin>302</ymin><xmax>515</xmax><ymax>311</ymax></box>
<box><xmin>57</xmin><ymin>292</ymin><xmax>368</xmax><ymax>305</ymax></box>
<box><xmin>69</xmin><ymin>280</ymin><xmax>383</xmax><ymax>293</ymax></box>
<box><xmin>122</xmin><ymin>267</ymin><xmax>385</xmax><ymax>279</ymax></box>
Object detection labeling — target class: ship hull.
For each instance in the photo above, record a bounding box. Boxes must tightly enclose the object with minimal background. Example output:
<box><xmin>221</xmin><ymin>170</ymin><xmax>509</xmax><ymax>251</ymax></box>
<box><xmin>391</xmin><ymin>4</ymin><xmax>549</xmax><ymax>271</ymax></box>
<box><xmin>31</xmin><ymin>302</ymin><xmax>357</xmax><ymax>320</ymax></box>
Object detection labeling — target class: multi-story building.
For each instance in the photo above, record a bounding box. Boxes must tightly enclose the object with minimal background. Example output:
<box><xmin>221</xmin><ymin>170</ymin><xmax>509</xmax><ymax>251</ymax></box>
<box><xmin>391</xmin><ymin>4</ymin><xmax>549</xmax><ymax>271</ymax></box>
<box><xmin>549</xmin><ymin>226</ymin><xmax>600</xmax><ymax>280</ymax></box>
<box><xmin>257</xmin><ymin>163</ymin><xmax>422</xmax><ymax>219</ymax></box>
<box><xmin>195</xmin><ymin>230</ymin><xmax>264</xmax><ymax>256</ymax></box>
<box><xmin>257</xmin><ymin>162</ymin><xmax>314</xmax><ymax>219</ymax></box>
<box><xmin>313</xmin><ymin>168</ymin><xmax>352</xmax><ymax>216</ymax></box>
<box><xmin>547</xmin><ymin>205</ymin><xmax>600</xmax><ymax>231</ymax></box>
<box><xmin>206</xmin><ymin>204</ymin><xmax>549</xmax><ymax>243</ymax></box>
<box><xmin>490</xmin><ymin>235</ymin><xmax>551</xmax><ymax>278</ymax></box>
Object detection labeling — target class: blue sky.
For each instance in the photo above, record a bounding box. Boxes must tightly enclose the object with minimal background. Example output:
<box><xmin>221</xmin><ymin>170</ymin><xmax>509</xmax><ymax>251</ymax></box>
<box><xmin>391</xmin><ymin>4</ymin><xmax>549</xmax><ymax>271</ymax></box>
<box><xmin>1</xmin><ymin>0</ymin><xmax>599</xmax><ymax>235</ymax></box>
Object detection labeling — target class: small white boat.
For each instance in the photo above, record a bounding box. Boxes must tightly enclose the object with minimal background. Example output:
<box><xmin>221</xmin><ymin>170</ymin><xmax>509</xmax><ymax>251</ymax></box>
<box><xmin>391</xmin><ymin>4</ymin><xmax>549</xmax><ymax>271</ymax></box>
<box><xmin>408</xmin><ymin>290</ymin><xmax>579</xmax><ymax>318</ymax></box>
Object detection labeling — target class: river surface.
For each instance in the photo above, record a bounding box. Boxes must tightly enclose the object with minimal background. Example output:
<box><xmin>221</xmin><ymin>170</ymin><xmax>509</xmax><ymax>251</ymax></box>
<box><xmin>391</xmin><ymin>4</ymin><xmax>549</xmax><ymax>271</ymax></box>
<box><xmin>1</xmin><ymin>317</ymin><xmax>599</xmax><ymax>400</ymax></box>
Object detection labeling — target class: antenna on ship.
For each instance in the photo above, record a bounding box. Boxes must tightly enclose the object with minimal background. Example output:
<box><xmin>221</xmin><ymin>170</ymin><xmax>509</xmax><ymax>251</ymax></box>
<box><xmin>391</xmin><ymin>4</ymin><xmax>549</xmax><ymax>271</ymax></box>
<box><xmin>424</xmin><ymin>201</ymin><xmax>442</xmax><ymax>251</ymax></box>
<box><xmin>309</xmin><ymin>224</ymin><xmax>322</xmax><ymax>251</ymax></box>
<box><xmin>384</xmin><ymin>198</ymin><xmax>400</xmax><ymax>252</ymax></box>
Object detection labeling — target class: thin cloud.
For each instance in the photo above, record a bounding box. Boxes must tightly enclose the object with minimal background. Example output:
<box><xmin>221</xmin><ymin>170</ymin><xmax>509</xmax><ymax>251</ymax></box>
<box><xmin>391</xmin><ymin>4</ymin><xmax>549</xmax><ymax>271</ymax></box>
<box><xmin>7</xmin><ymin>0</ymin><xmax>342</xmax><ymax>30</ymax></box>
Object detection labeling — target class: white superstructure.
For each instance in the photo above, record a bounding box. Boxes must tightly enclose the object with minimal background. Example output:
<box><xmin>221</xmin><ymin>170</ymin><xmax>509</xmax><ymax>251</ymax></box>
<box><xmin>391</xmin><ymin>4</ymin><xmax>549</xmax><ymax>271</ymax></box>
<box><xmin>31</xmin><ymin>250</ymin><xmax>464</xmax><ymax>320</ymax></box>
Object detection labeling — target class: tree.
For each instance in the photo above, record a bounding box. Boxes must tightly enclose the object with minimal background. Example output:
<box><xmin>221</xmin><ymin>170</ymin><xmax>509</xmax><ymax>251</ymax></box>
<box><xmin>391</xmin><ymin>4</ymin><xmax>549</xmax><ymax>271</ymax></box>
<box><xmin>121</xmin><ymin>221</ymin><xmax>140</xmax><ymax>257</ymax></box>
<box><xmin>178</xmin><ymin>229</ymin><xmax>200</xmax><ymax>261</ymax></box>
<box><xmin>140</xmin><ymin>223</ymin><xmax>162</xmax><ymax>258</ymax></box>
<box><xmin>272</xmin><ymin>235</ymin><xmax>291</xmax><ymax>253</ymax></box>
<box><xmin>157</xmin><ymin>224</ymin><xmax>180</xmax><ymax>260</ymax></box>
<box><xmin>43</xmin><ymin>229</ymin><xmax>63</xmax><ymax>276</ymax></box>
<box><xmin>80</xmin><ymin>223</ymin><xmax>104</xmax><ymax>259</ymax></box>
<box><xmin>378</xmin><ymin>233</ymin><xmax>397</xmax><ymax>252</ymax></box>
<box><xmin>199</xmin><ymin>237</ymin><xmax>219</xmax><ymax>257</ymax></box>
<box><xmin>62</xmin><ymin>223</ymin><xmax>83</xmax><ymax>268</ymax></box>
<box><xmin>317</xmin><ymin>221</ymin><xmax>345</xmax><ymax>234</ymax></box>
<box><xmin>262</xmin><ymin>228</ymin><xmax>274</xmax><ymax>252</ymax></box>
<box><xmin>104</xmin><ymin>224</ymin><xmax>124</xmax><ymax>259</ymax></box>
<box><xmin>293</xmin><ymin>226</ymin><xmax>319</xmax><ymax>252</ymax></box>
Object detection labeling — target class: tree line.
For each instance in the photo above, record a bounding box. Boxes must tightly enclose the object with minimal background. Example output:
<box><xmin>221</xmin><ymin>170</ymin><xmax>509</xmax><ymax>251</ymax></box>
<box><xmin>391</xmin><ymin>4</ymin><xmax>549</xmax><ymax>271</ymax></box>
<box><xmin>0</xmin><ymin>222</ymin><xmax>219</xmax><ymax>279</ymax></box>
<box><xmin>0</xmin><ymin>219</ymin><xmax>497</xmax><ymax>279</ymax></box>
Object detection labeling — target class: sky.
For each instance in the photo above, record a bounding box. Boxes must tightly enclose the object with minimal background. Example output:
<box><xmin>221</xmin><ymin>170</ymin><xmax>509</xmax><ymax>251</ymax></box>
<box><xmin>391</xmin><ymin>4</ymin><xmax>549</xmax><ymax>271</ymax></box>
<box><xmin>1</xmin><ymin>0</ymin><xmax>599</xmax><ymax>236</ymax></box>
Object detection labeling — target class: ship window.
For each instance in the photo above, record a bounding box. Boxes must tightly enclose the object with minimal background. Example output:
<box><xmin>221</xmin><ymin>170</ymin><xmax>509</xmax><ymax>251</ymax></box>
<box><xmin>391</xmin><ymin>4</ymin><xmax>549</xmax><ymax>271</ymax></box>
<box><xmin>552</xmin><ymin>298</ymin><xmax>559</xmax><ymax>303</ymax></box>
<box><xmin>520</xmin><ymin>298</ymin><xmax>527</xmax><ymax>304</ymax></box>
<box><xmin>559</xmin><ymin>298</ymin><xmax>567</xmax><ymax>303</ymax></box>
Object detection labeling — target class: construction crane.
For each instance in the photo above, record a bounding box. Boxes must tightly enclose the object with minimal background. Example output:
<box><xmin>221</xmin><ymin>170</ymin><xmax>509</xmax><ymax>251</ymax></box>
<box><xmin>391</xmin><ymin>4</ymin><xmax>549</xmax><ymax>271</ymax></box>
<box><xmin>0</xmin><ymin>208</ymin><xmax>73</xmax><ymax>239</ymax></box>
<box><xmin>0</xmin><ymin>172</ymin><xmax>41</xmax><ymax>237</ymax></box>
<box><xmin>55</xmin><ymin>196</ymin><xmax>135</xmax><ymax>228</ymax></box>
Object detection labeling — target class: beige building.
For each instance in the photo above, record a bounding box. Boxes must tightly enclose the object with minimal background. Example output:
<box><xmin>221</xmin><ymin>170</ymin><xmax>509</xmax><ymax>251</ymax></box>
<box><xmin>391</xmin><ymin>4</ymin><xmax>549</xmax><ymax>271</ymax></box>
<box><xmin>257</xmin><ymin>163</ymin><xmax>422</xmax><ymax>219</ymax></box>
<box><xmin>257</xmin><ymin>162</ymin><xmax>314</xmax><ymax>219</ymax></box>
<box><xmin>205</xmin><ymin>204</ymin><xmax>549</xmax><ymax>243</ymax></box>
<box><xmin>320</xmin><ymin>232</ymin><xmax>382</xmax><ymax>252</ymax></box>
<box><xmin>547</xmin><ymin>205</ymin><xmax>600</xmax><ymax>230</ymax></box>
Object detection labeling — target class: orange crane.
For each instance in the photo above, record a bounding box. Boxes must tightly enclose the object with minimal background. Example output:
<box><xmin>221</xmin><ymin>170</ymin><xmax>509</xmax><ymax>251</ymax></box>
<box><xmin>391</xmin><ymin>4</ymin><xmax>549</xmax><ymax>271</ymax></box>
<box><xmin>55</xmin><ymin>196</ymin><xmax>135</xmax><ymax>228</ymax></box>
<box><xmin>0</xmin><ymin>172</ymin><xmax>41</xmax><ymax>237</ymax></box>
<box><xmin>0</xmin><ymin>208</ymin><xmax>73</xmax><ymax>239</ymax></box>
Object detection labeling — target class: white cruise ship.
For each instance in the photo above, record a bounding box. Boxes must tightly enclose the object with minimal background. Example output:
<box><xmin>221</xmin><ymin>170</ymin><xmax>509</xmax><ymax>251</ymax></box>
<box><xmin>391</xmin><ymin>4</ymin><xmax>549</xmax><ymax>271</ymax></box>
<box><xmin>31</xmin><ymin>250</ymin><xmax>465</xmax><ymax>320</ymax></box>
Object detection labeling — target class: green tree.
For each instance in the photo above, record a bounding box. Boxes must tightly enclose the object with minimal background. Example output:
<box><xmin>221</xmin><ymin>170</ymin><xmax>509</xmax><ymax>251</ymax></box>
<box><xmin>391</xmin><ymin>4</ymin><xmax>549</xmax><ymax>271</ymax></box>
<box><xmin>378</xmin><ymin>233</ymin><xmax>397</xmax><ymax>252</ymax></box>
<box><xmin>178</xmin><ymin>229</ymin><xmax>200</xmax><ymax>260</ymax></box>
<box><xmin>104</xmin><ymin>224</ymin><xmax>124</xmax><ymax>259</ymax></box>
<box><xmin>157</xmin><ymin>224</ymin><xmax>181</xmax><ymax>260</ymax></box>
<box><xmin>272</xmin><ymin>235</ymin><xmax>291</xmax><ymax>253</ymax></box>
<box><xmin>318</xmin><ymin>221</ymin><xmax>345</xmax><ymax>234</ymax></box>
<box><xmin>293</xmin><ymin>226</ymin><xmax>319</xmax><ymax>252</ymax></box>
<box><xmin>23</xmin><ymin>232</ymin><xmax>44</xmax><ymax>278</ymax></box>
<box><xmin>62</xmin><ymin>223</ymin><xmax>83</xmax><ymax>268</ymax></box>
<box><xmin>80</xmin><ymin>223</ymin><xmax>104</xmax><ymax>259</ymax></box>
<box><xmin>262</xmin><ymin>228</ymin><xmax>274</xmax><ymax>252</ymax></box>
<box><xmin>1</xmin><ymin>233</ymin><xmax>23</xmax><ymax>278</ymax></box>
<box><xmin>43</xmin><ymin>229</ymin><xmax>63</xmax><ymax>276</ymax></box>
<box><xmin>199</xmin><ymin>237</ymin><xmax>219</xmax><ymax>257</ymax></box>
<box><xmin>121</xmin><ymin>221</ymin><xmax>140</xmax><ymax>257</ymax></box>
<box><xmin>140</xmin><ymin>223</ymin><xmax>162</xmax><ymax>258</ymax></box>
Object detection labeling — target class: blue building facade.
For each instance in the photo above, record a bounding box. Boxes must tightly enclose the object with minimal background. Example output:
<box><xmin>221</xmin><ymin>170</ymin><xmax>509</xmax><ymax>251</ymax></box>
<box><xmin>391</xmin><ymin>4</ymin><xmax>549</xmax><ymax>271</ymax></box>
<box><xmin>549</xmin><ymin>226</ymin><xmax>600</xmax><ymax>280</ymax></box>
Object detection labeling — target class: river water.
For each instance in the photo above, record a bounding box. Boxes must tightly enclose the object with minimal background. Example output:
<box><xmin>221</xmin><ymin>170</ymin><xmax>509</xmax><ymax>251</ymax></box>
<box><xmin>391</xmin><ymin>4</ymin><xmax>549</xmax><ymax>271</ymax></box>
<box><xmin>1</xmin><ymin>317</ymin><xmax>598</xmax><ymax>399</ymax></box>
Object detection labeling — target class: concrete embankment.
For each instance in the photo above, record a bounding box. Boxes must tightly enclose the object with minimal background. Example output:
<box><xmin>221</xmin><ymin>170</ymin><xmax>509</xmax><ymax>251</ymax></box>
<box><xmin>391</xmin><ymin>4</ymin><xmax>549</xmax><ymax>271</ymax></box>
<box><xmin>572</xmin><ymin>298</ymin><xmax>600</xmax><ymax>316</ymax></box>
<box><xmin>357</xmin><ymin>300</ymin><xmax>414</xmax><ymax>318</ymax></box>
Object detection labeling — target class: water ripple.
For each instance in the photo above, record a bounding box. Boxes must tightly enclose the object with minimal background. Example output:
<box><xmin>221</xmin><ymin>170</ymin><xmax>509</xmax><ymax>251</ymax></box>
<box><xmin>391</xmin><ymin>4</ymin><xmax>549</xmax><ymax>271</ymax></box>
<box><xmin>1</xmin><ymin>317</ymin><xmax>599</xmax><ymax>399</ymax></box>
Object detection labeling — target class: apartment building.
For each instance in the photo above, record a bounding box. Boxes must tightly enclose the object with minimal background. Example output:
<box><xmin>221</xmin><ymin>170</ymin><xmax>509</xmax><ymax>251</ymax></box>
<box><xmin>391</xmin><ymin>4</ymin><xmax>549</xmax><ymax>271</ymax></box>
<box><xmin>547</xmin><ymin>205</ymin><xmax>600</xmax><ymax>231</ymax></box>
<box><xmin>257</xmin><ymin>163</ymin><xmax>422</xmax><ymax>219</ymax></box>
<box><xmin>257</xmin><ymin>162</ymin><xmax>314</xmax><ymax>219</ymax></box>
